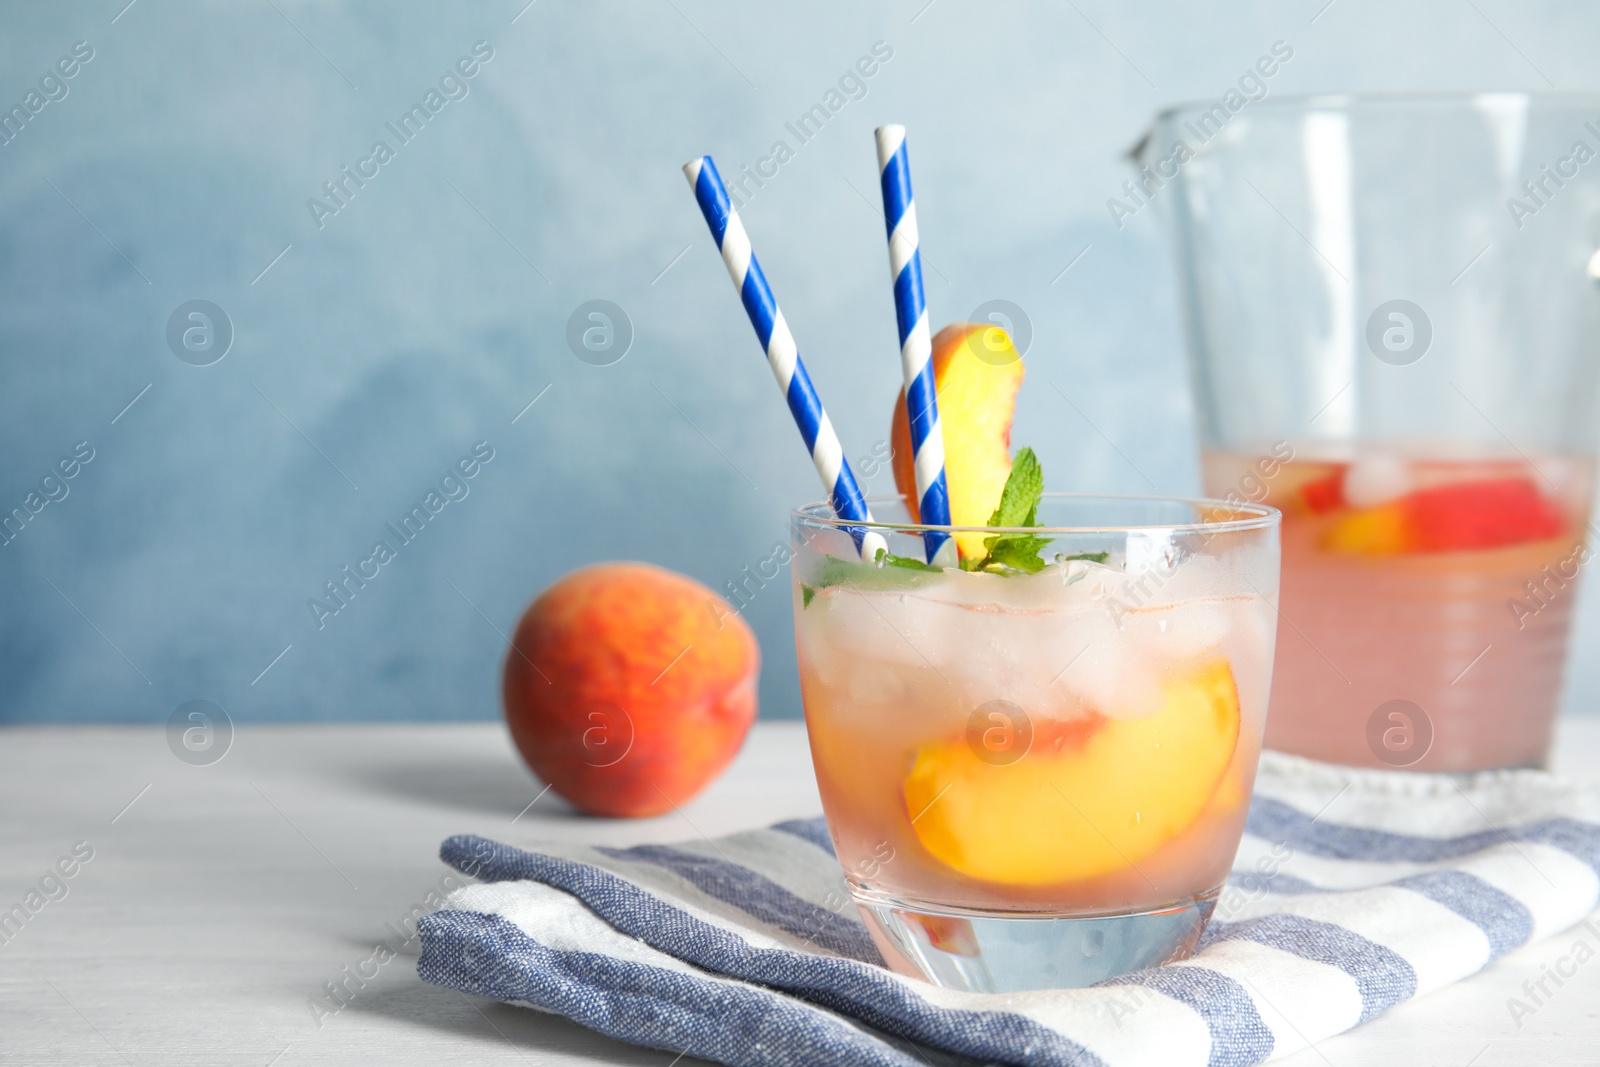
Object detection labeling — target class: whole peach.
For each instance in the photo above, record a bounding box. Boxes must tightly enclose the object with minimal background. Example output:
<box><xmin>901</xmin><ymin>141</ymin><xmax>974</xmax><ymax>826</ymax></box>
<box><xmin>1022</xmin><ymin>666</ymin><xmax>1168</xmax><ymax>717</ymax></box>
<box><xmin>502</xmin><ymin>562</ymin><xmax>759</xmax><ymax>817</ymax></box>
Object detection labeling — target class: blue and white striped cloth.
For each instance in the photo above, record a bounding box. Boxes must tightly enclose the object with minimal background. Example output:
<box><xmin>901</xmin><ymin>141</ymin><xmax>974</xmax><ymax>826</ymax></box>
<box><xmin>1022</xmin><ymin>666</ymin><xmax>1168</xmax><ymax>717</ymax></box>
<box><xmin>417</xmin><ymin>752</ymin><xmax>1600</xmax><ymax>1066</ymax></box>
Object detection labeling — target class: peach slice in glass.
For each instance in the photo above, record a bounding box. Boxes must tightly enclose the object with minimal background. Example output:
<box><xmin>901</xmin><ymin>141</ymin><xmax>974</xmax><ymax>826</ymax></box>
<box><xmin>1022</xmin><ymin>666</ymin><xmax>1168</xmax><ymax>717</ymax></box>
<box><xmin>902</xmin><ymin>660</ymin><xmax>1241</xmax><ymax>886</ymax></box>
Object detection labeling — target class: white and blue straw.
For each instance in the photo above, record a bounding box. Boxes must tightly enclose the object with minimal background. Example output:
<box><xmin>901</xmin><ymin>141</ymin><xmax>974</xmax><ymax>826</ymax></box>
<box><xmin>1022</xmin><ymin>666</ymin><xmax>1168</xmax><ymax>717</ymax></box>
<box><xmin>875</xmin><ymin>125</ymin><xmax>955</xmax><ymax>567</ymax></box>
<box><xmin>683</xmin><ymin>156</ymin><xmax>888</xmax><ymax>563</ymax></box>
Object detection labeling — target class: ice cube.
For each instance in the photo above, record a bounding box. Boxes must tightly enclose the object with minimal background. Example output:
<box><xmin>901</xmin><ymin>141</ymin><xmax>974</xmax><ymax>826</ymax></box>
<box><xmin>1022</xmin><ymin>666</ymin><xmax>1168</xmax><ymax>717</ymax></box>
<box><xmin>1344</xmin><ymin>454</ymin><xmax>1413</xmax><ymax>507</ymax></box>
<box><xmin>1140</xmin><ymin>599</ymin><xmax>1233</xmax><ymax>660</ymax></box>
<box><xmin>1034</xmin><ymin>596</ymin><xmax>1162</xmax><ymax>720</ymax></box>
<box><xmin>813</xmin><ymin>586</ymin><xmax>925</xmax><ymax>670</ymax></box>
<box><xmin>846</xmin><ymin>659</ymin><xmax>908</xmax><ymax>706</ymax></box>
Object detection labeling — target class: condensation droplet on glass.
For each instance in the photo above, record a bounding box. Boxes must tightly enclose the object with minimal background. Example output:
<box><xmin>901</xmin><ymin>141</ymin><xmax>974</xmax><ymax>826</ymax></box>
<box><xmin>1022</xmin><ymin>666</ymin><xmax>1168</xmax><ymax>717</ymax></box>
<box><xmin>1081</xmin><ymin>927</ymin><xmax>1105</xmax><ymax>958</ymax></box>
<box><xmin>1158</xmin><ymin>618</ymin><xmax>1168</xmax><ymax>633</ymax></box>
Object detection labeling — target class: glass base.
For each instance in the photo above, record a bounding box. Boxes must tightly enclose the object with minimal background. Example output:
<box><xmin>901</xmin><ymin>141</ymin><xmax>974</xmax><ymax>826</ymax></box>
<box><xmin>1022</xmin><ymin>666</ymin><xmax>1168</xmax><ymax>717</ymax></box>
<box><xmin>853</xmin><ymin>885</ymin><xmax>1220</xmax><ymax>992</ymax></box>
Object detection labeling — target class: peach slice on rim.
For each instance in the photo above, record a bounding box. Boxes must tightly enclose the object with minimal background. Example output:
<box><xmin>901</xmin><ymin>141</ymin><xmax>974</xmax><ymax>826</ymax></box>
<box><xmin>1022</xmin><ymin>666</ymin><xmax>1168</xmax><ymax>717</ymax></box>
<box><xmin>891</xmin><ymin>324</ymin><xmax>1025</xmax><ymax>561</ymax></box>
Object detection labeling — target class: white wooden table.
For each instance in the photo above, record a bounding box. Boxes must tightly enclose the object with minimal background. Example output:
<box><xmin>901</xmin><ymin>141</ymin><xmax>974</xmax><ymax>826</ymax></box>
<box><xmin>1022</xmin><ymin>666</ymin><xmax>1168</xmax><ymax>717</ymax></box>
<box><xmin>3</xmin><ymin>719</ymin><xmax>1598</xmax><ymax>1066</ymax></box>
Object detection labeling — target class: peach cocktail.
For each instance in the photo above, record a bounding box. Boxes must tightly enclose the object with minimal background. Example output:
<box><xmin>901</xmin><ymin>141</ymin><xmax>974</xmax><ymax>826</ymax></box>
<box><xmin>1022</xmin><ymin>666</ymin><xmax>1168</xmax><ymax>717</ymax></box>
<box><xmin>791</xmin><ymin>495</ymin><xmax>1279</xmax><ymax>991</ymax></box>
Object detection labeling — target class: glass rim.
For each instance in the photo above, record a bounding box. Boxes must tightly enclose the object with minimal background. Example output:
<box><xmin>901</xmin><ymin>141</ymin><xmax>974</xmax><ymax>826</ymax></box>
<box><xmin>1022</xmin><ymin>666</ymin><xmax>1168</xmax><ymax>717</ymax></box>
<box><xmin>792</xmin><ymin>492</ymin><xmax>1280</xmax><ymax>537</ymax></box>
<box><xmin>1152</xmin><ymin>90</ymin><xmax>1600</xmax><ymax>124</ymax></box>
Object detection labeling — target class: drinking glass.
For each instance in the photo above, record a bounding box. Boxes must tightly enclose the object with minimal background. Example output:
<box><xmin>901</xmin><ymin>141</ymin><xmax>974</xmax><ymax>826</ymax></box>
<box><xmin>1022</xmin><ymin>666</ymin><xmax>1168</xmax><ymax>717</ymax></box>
<box><xmin>791</xmin><ymin>494</ymin><xmax>1279</xmax><ymax>991</ymax></box>
<box><xmin>1136</xmin><ymin>93</ymin><xmax>1600</xmax><ymax>771</ymax></box>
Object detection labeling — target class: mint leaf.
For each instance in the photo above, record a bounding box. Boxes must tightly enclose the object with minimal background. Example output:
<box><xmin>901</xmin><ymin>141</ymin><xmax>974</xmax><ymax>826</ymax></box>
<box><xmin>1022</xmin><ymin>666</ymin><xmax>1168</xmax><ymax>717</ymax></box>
<box><xmin>875</xmin><ymin>547</ymin><xmax>936</xmax><ymax>571</ymax></box>
<box><xmin>1057</xmin><ymin>551</ymin><xmax>1109</xmax><ymax>564</ymax></box>
<box><xmin>812</xmin><ymin>554</ymin><xmax>864</xmax><ymax>588</ymax></box>
<box><xmin>808</xmin><ymin>553</ymin><xmax>939</xmax><ymax>593</ymax></box>
<box><xmin>986</xmin><ymin>447</ymin><xmax>1044</xmax><ymax>528</ymax></box>
<box><xmin>963</xmin><ymin>447</ymin><xmax>1053</xmax><ymax>574</ymax></box>
<box><xmin>801</xmin><ymin>584</ymin><xmax>816</xmax><ymax>608</ymax></box>
<box><xmin>983</xmin><ymin>534</ymin><xmax>1053</xmax><ymax>573</ymax></box>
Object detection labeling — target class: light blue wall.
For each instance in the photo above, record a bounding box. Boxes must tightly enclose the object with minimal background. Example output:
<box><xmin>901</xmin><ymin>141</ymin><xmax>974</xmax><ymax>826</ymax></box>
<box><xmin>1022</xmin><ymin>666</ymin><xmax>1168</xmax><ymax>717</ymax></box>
<box><xmin>2</xmin><ymin>0</ymin><xmax>1596</xmax><ymax>722</ymax></box>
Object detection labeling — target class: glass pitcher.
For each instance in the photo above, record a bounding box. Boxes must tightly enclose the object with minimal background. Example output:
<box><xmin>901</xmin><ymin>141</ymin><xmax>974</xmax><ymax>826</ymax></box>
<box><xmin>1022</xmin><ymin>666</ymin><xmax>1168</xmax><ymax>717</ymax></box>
<box><xmin>1135</xmin><ymin>93</ymin><xmax>1600</xmax><ymax>771</ymax></box>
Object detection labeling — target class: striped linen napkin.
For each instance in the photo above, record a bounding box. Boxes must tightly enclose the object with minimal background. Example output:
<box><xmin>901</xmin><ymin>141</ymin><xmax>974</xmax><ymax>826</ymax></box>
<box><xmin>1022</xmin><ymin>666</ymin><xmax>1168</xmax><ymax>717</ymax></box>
<box><xmin>417</xmin><ymin>752</ymin><xmax>1600</xmax><ymax>1067</ymax></box>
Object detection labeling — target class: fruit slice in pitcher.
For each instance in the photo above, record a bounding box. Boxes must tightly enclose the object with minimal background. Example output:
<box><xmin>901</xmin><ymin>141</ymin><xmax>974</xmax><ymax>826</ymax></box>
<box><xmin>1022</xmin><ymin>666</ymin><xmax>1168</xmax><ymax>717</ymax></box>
<box><xmin>1298</xmin><ymin>469</ymin><xmax>1346</xmax><ymax>514</ymax></box>
<box><xmin>1322</xmin><ymin>478</ymin><xmax>1566</xmax><ymax>555</ymax></box>
<box><xmin>902</xmin><ymin>660</ymin><xmax>1240</xmax><ymax>885</ymax></box>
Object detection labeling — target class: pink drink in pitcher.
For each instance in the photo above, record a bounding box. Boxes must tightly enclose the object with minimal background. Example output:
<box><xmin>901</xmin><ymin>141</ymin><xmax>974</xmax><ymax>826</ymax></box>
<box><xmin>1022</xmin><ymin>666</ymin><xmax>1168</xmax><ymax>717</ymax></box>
<box><xmin>1204</xmin><ymin>448</ymin><xmax>1592</xmax><ymax>770</ymax></box>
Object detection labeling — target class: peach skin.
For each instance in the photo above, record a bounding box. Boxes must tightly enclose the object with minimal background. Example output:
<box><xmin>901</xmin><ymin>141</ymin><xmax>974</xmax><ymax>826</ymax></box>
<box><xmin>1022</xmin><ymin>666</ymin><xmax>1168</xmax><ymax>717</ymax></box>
<box><xmin>892</xmin><ymin>323</ymin><xmax>1025</xmax><ymax>560</ymax></box>
<box><xmin>502</xmin><ymin>562</ymin><xmax>759</xmax><ymax>818</ymax></box>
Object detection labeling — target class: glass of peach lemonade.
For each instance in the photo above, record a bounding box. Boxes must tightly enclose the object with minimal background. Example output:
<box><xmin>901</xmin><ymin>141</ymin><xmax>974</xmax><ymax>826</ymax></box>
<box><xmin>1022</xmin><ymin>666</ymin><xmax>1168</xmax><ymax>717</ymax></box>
<box><xmin>791</xmin><ymin>491</ymin><xmax>1279</xmax><ymax>991</ymax></box>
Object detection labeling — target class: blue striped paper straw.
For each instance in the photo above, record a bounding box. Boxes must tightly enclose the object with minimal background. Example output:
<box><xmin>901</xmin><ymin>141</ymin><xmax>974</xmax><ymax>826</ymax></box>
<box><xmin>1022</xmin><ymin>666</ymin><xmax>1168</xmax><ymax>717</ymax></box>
<box><xmin>875</xmin><ymin>125</ymin><xmax>955</xmax><ymax>567</ymax></box>
<box><xmin>683</xmin><ymin>156</ymin><xmax>888</xmax><ymax>563</ymax></box>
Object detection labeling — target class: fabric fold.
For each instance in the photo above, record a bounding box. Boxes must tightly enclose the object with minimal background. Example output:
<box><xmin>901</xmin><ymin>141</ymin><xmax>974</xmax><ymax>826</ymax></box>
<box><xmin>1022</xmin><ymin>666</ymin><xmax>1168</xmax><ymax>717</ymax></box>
<box><xmin>418</xmin><ymin>752</ymin><xmax>1600</xmax><ymax>1067</ymax></box>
